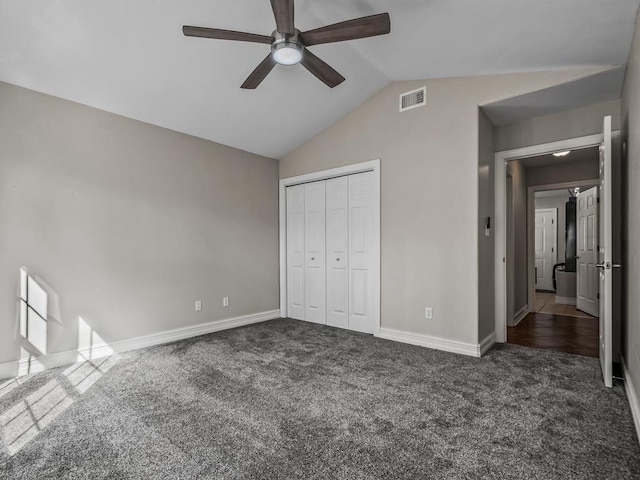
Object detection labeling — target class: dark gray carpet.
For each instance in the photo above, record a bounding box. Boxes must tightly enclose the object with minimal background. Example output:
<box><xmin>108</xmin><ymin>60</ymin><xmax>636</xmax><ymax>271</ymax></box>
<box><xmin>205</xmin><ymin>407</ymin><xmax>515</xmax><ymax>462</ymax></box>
<box><xmin>0</xmin><ymin>318</ymin><xmax>638</xmax><ymax>479</ymax></box>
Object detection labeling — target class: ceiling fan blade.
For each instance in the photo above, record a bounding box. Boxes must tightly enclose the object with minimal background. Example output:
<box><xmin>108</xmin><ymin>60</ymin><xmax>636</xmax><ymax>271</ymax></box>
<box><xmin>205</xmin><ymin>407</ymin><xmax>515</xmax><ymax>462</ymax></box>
<box><xmin>301</xmin><ymin>50</ymin><xmax>345</xmax><ymax>88</ymax></box>
<box><xmin>241</xmin><ymin>54</ymin><xmax>277</xmax><ymax>89</ymax></box>
<box><xmin>182</xmin><ymin>26</ymin><xmax>273</xmax><ymax>44</ymax></box>
<box><xmin>300</xmin><ymin>13</ymin><xmax>390</xmax><ymax>46</ymax></box>
<box><xmin>270</xmin><ymin>0</ymin><xmax>295</xmax><ymax>34</ymax></box>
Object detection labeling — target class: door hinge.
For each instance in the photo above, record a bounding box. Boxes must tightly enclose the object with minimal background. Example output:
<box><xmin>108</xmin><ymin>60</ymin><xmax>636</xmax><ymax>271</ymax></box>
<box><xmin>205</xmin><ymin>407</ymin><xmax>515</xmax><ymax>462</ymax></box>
<box><xmin>552</xmin><ymin>219</ymin><xmax>554</xmax><ymax>224</ymax></box>
<box><xmin>597</xmin><ymin>293</ymin><xmax>600</xmax><ymax>300</ymax></box>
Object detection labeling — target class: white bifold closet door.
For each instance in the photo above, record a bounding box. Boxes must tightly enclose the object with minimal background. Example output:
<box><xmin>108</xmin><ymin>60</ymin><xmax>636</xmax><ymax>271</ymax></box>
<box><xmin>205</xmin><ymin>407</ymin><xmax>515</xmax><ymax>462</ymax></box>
<box><xmin>303</xmin><ymin>181</ymin><xmax>326</xmax><ymax>324</ymax></box>
<box><xmin>346</xmin><ymin>172</ymin><xmax>375</xmax><ymax>333</ymax></box>
<box><xmin>286</xmin><ymin>185</ymin><xmax>306</xmax><ymax>320</ymax></box>
<box><xmin>286</xmin><ymin>171</ymin><xmax>375</xmax><ymax>333</ymax></box>
<box><xmin>326</xmin><ymin>176</ymin><xmax>349</xmax><ymax>329</ymax></box>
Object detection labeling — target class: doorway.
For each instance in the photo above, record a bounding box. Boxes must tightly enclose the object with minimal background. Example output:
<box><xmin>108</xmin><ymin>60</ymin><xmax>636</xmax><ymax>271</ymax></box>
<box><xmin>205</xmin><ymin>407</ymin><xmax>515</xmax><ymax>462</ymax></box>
<box><xmin>495</xmin><ymin>120</ymin><xmax>620</xmax><ymax>387</ymax></box>
<box><xmin>504</xmin><ymin>148</ymin><xmax>601</xmax><ymax>357</ymax></box>
<box><xmin>531</xmin><ymin>182</ymin><xmax>600</xmax><ymax>318</ymax></box>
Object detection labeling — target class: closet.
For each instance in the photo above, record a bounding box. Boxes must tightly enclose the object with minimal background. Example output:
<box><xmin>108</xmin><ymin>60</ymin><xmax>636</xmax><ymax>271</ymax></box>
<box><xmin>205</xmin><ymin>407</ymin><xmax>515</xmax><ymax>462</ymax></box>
<box><xmin>286</xmin><ymin>171</ymin><xmax>376</xmax><ymax>334</ymax></box>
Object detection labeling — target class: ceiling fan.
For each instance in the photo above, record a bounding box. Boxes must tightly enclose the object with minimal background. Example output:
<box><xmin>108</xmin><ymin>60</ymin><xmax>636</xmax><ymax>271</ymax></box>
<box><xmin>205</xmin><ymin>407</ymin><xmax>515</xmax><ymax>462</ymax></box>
<box><xmin>182</xmin><ymin>0</ymin><xmax>390</xmax><ymax>89</ymax></box>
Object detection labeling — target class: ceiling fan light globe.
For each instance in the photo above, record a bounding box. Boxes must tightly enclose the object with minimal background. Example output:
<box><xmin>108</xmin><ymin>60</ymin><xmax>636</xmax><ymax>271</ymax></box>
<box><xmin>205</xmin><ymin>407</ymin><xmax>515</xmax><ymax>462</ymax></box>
<box><xmin>273</xmin><ymin>44</ymin><xmax>303</xmax><ymax>65</ymax></box>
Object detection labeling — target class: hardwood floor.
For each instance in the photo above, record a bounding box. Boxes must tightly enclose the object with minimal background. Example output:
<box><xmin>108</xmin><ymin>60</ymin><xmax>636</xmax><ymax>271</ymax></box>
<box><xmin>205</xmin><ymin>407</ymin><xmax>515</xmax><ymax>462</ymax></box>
<box><xmin>507</xmin><ymin>312</ymin><xmax>599</xmax><ymax>358</ymax></box>
<box><xmin>534</xmin><ymin>291</ymin><xmax>596</xmax><ymax>319</ymax></box>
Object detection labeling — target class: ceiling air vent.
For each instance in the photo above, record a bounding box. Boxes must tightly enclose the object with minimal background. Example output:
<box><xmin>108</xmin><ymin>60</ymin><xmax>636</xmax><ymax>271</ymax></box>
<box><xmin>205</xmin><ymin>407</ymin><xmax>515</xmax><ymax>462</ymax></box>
<box><xmin>399</xmin><ymin>86</ymin><xmax>426</xmax><ymax>112</ymax></box>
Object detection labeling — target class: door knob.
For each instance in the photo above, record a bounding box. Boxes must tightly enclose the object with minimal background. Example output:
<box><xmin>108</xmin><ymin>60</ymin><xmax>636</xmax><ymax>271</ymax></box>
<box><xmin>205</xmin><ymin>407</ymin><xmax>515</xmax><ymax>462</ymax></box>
<box><xmin>311</xmin><ymin>257</ymin><xmax>315</xmax><ymax>261</ymax></box>
<box><xmin>336</xmin><ymin>258</ymin><xmax>340</xmax><ymax>261</ymax></box>
<box><xmin>596</xmin><ymin>262</ymin><xmax>622</xmax><ymax>270</ymax></box>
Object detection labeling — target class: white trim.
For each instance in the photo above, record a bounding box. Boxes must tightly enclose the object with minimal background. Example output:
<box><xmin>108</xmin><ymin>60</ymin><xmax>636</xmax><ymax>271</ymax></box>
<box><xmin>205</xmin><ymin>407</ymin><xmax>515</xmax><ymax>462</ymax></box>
<box><xmin>555</xmin><ymin>295</ymin><xmax>577</xmax><ymax>306</ymax></box>
<box><xmin>279</xmin><ymin>159</ymin><xmax>381</xmax><ymax>336</ymax></box>
<box><xmin>376</xmin><ymin>328</ymin><xmax>483</xmax><ymax>358</ymax></box>
<box><xmin>623</xmin><ymin>358</ymin><xmax>640</xmax><ymax>444</ymax></box>
<box><xmin>512</xmin><ymin>305</ymin><xmax>529</xmax><ymax>326</ymax></box>
<box><xmin>495</xmin><ymin>134</ymin><xmax>605</xmax><ymax>344</ymax></box>
<box><xmin>0</xmin><ymin>310</ymin><xmax>280</xmax><ymax>380</ymax></box>
<box><xmin>527</xmin><ymin>180</ymin><xmax>598</xmax><ymax>313</ymax></box>
<box><xmin>479</xmin><ymin>332</ymin><xmax>497</xmax><ymax>356</ymax></box>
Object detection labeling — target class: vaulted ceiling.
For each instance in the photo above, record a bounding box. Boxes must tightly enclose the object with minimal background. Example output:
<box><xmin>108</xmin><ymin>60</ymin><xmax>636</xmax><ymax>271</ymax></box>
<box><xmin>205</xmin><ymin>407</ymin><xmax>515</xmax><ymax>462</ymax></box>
<box><xmin>1</xmin><ymin>0</ymin><xmax>639</xmax><ymax>158</ymax></box>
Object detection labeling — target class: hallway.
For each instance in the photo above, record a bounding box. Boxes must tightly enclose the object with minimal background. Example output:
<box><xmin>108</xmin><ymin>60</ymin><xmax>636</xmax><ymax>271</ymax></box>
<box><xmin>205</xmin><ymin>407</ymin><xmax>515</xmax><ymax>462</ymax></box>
<box><xmin>508</xmin><ymin>293</ymin><xmax>598</xmax><ymax>357</ymax></box>
<box><xmin>534</xmin><ymin>292</ymin><xmax>596</xmax><ymax>319</ymax></box>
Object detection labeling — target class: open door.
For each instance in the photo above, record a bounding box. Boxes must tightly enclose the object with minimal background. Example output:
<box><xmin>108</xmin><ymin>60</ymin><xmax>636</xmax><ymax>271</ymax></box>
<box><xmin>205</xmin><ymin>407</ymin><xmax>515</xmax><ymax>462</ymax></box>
<box><xmin>598</xmin><ymin>116</ymin><xmax>615</xmax><ymax>388</ymax></box>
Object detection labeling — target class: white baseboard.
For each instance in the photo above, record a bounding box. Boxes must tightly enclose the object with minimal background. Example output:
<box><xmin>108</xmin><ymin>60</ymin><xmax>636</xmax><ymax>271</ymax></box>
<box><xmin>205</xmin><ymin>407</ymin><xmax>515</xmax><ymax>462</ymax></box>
<box><xmin>0</xmin><ymin>310</ymin><xmax>280</xmax><ymax>380</ymax></box>
<box><xmin>622</xmin><ymin>357</ymin><xmax>640</xmax><ymax>444</ymax></box>
<box><xmin>512</xmin><ymin>305</ymin><xmax>528</xmax><ymax>326</ymax></box>
<box><xmin>376</xmin><ymin>328</ymin><xmax>482</xmax><ymax>358</ymax></box>
<box><xmin>555</xmin><ymin>296</ymin><xmax>577</xmax><ymax>305</ymax></box>
<box><xmin>479</xmin><ymin>332</ymin><xmax>497</xmax><ymax>356</ymax></box>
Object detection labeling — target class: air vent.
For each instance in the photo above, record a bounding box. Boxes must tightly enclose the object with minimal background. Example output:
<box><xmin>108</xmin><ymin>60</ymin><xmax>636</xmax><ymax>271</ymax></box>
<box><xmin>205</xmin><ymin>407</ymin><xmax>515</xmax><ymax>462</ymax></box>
<box><xmin>399</xmin><ymin>86</ymin><xmax>426</xmax><ymax>112</ymax></box>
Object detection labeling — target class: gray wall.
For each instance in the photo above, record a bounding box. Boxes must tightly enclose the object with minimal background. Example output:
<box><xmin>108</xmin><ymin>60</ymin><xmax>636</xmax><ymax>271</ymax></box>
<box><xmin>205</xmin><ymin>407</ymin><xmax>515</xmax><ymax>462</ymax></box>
<box><xmin>495</xmin><ymin>100</ymin><xmax>621</xmax><ymax>152</ymax></box>
<box><xmin>535</xmin><ymin>192</ymin><xmax>572</xmax><ymax>264</ymax></box>
<box><xmin>280</xmin><ymin>68</ymin><xmax>603</xmax><ymax>345</ymax></box>
<box><xmin>621</xmin><ymin>9</ymin><xmax>640</xmax><ymax>405</ymax></box>
<box><xmin>526</xmin><ymin>159</ymin><xmax>600</xmax><ymax>187</ymax></box>
<box><xmin>0</xmin><ymin>82</ymin><xmax>280</xmax><ymax>365</ymax></box>
<box><xmin>507</xmin><ymin>160</ymin><xmax>529</xmax><ymax>321</ymax></box>
<box><xmin>478</xmin><ymin>110</ymin><xmax>495</xmax><ymax>341</ymax></box>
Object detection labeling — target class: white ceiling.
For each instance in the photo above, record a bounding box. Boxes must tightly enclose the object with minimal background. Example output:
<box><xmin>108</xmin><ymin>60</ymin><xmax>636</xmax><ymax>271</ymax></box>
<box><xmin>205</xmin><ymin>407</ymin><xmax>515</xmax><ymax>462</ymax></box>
<box><xmin>535</xmin><ymin>185</ymin><xmax>597</xmax><ymax>198</ymax></box>
<box><xmin>535</xmin><ymin>189</ymin><xmax>573</xmax><ymax>199</ymax></box>
<box><xmin>520</xmin><ymin>145</ymin><xmax>599</xmax><ymax>169</ymax></box>
<box><xmin>482</xmin><ymin>67</ymin><xmax>626</xmax><ymax>126</ymax></box>
<box><xmin>1</xmin><ymin>0</ymin><xmax>639</xmax><ymax>158</ymax></box>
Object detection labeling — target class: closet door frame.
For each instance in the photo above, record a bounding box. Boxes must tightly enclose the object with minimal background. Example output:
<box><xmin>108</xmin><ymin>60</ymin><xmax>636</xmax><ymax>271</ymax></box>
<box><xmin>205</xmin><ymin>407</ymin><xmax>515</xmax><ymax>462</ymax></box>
<box><xmin>279</xmin><ymin>159</ymin><xmax>381</xmax><ymax>335</ymax></box>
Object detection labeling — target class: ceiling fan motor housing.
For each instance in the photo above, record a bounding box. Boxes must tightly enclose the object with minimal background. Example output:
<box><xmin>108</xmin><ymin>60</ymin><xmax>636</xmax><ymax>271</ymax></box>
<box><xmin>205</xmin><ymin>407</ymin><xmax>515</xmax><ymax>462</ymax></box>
<box><xmin>271</xmin><ymin>30</ymin><xmax>304</xmax><ymax>65</ymax></box>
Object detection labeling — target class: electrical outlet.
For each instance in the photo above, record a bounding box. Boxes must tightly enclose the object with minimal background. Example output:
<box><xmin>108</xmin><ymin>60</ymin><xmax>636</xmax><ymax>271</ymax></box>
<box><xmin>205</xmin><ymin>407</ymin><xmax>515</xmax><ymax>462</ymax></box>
<box><xmin>223</xmin><ymin>297</ymin><xmax>229</xmax><ymax>307</ymax></box>
<box><xmin>425</xmin><ymin>307</ymin><xmax>433</xmax><ymax>319</ymax></box>
<box><xmin>195</xmin><ymin>300</ymin><xmax>202</xmax><ymax>312</ymax></box>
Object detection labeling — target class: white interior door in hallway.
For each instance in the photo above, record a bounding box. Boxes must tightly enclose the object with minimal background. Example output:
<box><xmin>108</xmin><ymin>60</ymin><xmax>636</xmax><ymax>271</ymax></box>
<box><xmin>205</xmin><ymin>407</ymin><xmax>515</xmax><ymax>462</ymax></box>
<box><xmin>534</xmin><ymin>208</ymin><xmax>557</xmax><ymax>291</ymax></box>
<box><xmin>286</xmin><ymin>171</ymin><xmax>376</xmax><ymax>334</ymax></box>
<box><xmin>576</xmin><ymin>186</ymin><xmax>599</xmax><ymax>318</ymax></box>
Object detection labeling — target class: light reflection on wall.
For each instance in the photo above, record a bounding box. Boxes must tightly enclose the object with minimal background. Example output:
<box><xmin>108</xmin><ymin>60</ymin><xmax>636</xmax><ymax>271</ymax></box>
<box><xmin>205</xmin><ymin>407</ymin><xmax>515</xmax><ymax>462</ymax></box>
<box><xmin>0</xmin><ymin>355</ymin><xmax>118</xmax><ymax>457</ymax></box>
<box><xmin>3</xmin><ymin>270</ymin><xmax>120</xmax><ymax>456</ymax></box>
<box><xmin>77</xmin><ymin>317</ymin><xmax>113</xmax><ymax>361</ymax></box>
<box><xmin>19</xmin><ymin>268</ymin><xmax>48</xmax><ymax>355</ymax></box>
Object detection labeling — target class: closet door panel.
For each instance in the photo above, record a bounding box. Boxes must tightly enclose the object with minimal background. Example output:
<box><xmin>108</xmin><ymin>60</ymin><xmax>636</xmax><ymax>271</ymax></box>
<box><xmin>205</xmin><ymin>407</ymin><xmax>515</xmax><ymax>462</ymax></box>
<box><xmin>348</xmin><ymin>172</ymin><xmax>375</xmax><ymax>333</ymax></box>
<box><xmin>286</xmin><ymin>185</ymin><xmax>305</xmax><ymax>320</ymax></box>
<box><xmin>326</xmin><ymin>177</ymin><xmax>349</xmax><ymax>329</ymax></box>
<box><xmin>304</xmin><ymin>181</ymin><xmax>326</xmax><ymax>324</ymax></box>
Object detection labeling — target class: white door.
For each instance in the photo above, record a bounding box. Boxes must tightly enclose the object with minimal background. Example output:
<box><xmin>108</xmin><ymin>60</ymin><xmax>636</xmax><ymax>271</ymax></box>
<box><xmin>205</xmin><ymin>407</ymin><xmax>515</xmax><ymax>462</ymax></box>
<box><xmin>304</xmin><ymin>181</ymin><xmax>326</xmax><ymax>324</ymax></box>
<box><xmin>576</xmin><ymin>186</ymin><xmax>599</xmax><ymax>317</ymax></box>
<box><xmin>599</xmin><ymin>116</ymin><xmax>614</xmax><ymax>388</ymax></box>
<box><xmin>348</xmin><ymin>172</ymin><xmax>376</xmax><ymax>333</ymax></box>
<box><xmin>286</xmin><ymin>185</ymin><xmax>305</xmax><ymax>320</ymax></box>
<box><xmin>534</xmin><ymin>208</ymin><xmax>557</xmax><ymax>291</ymax></box>
<box><xmin>326</xmin><ymin>177</ymin><xmax>349</xmax><ymax>329</ymax></box>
